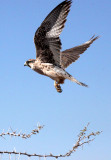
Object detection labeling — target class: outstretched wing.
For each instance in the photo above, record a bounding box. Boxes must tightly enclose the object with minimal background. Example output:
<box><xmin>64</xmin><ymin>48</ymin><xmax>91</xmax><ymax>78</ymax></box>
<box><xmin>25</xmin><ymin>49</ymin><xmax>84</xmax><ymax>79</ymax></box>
<box><xmin>60</xmin><ymin>35</ymin><xmax>99</xmax><ymax>68</ymax></box>
<box><xmin>34</xmin><ymin>0</ymin><xmax>72</xmax><ymax>66</ymax></box>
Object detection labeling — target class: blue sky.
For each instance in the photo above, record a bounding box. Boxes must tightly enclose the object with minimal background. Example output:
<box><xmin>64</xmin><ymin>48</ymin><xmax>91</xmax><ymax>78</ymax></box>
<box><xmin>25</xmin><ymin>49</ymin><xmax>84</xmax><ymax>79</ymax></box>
<box><xmin>0</xmin><ymin>0</ymin><xmax>111</xmax><ymax>160</ymax></box>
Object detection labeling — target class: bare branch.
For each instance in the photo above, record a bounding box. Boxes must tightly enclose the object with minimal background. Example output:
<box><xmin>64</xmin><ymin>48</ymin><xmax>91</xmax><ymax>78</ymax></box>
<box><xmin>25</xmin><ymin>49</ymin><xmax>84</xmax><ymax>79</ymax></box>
<box><xmin>0</xmin><ymin>124</ymin><xmax>102</xmax><ymax>158</ymax></box>
<box><xmin>0</xmin><ymin>124</ymin><xmax>44</xmax><ymax>139</ymax></box>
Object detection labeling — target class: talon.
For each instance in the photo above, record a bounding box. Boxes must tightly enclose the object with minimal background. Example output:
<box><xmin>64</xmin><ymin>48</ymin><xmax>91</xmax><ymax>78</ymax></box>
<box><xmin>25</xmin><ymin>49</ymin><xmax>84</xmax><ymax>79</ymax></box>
<box><xmin>54</xmin><ymin>81</ymin><xmax>62</xmax><ymax>93</ymax></box>
<box><xmin>57</xmin><ymin>84</ymin><xmax>62</xmax><ymax>93</ymax></box>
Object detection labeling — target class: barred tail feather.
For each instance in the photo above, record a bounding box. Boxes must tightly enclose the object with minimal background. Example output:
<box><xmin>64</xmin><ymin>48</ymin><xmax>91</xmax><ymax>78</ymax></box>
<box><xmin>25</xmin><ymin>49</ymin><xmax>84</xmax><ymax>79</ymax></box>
<box><xmin>69</xmin><ymin>76</ymin><xmax>88</xmax><ymax>87</ymax></box>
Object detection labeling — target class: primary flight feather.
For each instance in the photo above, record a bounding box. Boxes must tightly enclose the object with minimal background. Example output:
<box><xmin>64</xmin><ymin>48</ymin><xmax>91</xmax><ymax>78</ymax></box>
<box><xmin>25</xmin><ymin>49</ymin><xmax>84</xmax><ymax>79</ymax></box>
<box><xmin>24</xmin><ymin>0</ymin><xmax>99</xmax><ymax>93</ymax></box>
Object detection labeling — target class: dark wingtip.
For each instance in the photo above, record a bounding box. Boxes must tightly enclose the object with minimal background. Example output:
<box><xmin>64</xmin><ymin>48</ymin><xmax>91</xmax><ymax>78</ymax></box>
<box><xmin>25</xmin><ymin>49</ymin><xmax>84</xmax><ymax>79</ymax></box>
<box><xmin>66</xmin><ymin>0</ymin><xmax>72</xmax><ymax>3</ymax></box>
<box><xmin>64</xmin><ymin>0</ymin><xmax>72</xmax><ymax>7</ymax></box>
<box><xmin>90</xmin><ymin>35</ymin><xmax>101</xmax><ymax>42</ymax></box>
<box><xmin>67</xmin><ymin>0</ymin><xmax>72</xmax><ymax>5</ymax></box>
<box><xmin>81</xmin><ymin>82</ymin><xmax>88</xmax><ymax>87</ymax></box>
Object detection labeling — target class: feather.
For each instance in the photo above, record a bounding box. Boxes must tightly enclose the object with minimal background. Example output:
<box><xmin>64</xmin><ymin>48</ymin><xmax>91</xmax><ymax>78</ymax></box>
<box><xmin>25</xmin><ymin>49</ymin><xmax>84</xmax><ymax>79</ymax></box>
<box><xmin>60</xmin><ymin>35</ymin><xmax>99</xmax><ymax>68</ymax></box>
<box><xmin>34</xmin><ymin>0</ymin><xmax>72</xmax><ymax>66</ymax></box>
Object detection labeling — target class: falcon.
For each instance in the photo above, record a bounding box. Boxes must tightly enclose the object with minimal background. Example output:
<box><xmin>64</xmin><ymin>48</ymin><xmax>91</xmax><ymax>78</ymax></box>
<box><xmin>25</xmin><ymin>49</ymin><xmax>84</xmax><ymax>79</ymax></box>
<box><xmin>24</xmin><ymin>0</ymin><xmax>99</xmax><ymax>93</ymax></box>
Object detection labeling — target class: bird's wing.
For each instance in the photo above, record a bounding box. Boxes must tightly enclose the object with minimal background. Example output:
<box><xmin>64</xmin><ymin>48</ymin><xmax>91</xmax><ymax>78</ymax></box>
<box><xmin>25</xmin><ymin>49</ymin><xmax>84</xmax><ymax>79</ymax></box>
<box><xmin>60</xmin><ymin>35</ymin><xmax>99</xmax><ymax>68</ymax></box>
<box><xmin>34</xmin><ymin>0</ymin><xmax>72</xmax><ymax>66</ymax></box>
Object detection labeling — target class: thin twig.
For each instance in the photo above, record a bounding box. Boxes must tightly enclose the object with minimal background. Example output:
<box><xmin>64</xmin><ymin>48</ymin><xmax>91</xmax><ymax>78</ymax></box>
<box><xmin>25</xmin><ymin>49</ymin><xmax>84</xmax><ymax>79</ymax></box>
<box><xmin>0</xmin><ymin>124</ymin><xmax>44</xmax><ymax>139</ymax></box>
<box><xmin>0</xmin><ymin>124</ymin><xmax>102</xmax><ymax>158</ymax></box>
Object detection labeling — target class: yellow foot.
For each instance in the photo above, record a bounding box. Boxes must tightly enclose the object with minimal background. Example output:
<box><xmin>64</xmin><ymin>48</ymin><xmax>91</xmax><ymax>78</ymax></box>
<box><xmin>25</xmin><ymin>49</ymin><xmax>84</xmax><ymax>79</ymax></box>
<box><xmin>54</xmin><ymin>81</ymin><xmax>62</xmax><ymax>93</ymax></box>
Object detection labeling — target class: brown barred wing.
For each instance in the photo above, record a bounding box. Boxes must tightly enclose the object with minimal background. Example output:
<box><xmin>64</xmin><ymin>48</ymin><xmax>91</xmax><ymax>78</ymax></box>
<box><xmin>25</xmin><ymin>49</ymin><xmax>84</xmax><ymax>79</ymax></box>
<box><xmin>34</xmin><ymin>0</ymin><xmax>72</xmax><ymax>66</ymax></box>
<box><xmin>61</xmin><ymin>35</ymin><xmax>99</xmax><ymax>68</ymax></box>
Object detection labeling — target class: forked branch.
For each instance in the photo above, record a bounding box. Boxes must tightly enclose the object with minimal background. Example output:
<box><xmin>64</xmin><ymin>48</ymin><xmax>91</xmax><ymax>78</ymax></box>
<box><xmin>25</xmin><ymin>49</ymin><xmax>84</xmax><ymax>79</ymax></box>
<box><xmin>0</xmin><ymin>124</ymin><xmax>102</xmax><ymax>158</ymax></box>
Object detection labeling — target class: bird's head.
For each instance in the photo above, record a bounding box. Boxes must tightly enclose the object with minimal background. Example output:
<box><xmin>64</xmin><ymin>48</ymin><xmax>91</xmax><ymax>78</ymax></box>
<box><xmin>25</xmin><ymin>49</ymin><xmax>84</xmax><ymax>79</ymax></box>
<box><xmin>24</xmin><ymin>59</ymin><xmax>35</xmax><ymax>68</ymax></box>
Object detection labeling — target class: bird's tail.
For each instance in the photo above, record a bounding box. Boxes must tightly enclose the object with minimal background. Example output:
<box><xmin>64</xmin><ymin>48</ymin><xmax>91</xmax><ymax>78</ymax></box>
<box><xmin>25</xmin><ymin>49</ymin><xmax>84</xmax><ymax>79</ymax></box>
<box><xmin>67</xmin><ymin>75</ymin><xmax>88</xmax><ymax>87</ymax></box>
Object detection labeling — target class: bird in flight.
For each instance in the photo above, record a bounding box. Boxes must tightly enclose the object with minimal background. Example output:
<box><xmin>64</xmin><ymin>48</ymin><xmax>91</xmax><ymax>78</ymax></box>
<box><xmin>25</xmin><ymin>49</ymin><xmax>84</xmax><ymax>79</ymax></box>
<box><xmin>24</xmin><ymin>0</ymin><xmax>99</xmax><ymax>93</ymax></box>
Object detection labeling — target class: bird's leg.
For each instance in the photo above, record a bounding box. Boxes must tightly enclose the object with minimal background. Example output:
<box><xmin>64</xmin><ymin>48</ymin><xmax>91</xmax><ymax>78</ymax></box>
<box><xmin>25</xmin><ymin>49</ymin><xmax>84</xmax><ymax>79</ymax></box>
<box><xmin>54</xmin><ymin>81</ymin><xmax>62</xmax><ymax>93</ymax></box>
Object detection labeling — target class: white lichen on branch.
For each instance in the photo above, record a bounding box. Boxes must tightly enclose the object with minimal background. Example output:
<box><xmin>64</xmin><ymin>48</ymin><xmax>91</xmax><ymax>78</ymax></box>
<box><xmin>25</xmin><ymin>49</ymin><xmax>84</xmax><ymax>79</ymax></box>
<box><xmin>0</xmin><ymin>123</ymin><xmax>102</xmax><ymax>158</ymax></box>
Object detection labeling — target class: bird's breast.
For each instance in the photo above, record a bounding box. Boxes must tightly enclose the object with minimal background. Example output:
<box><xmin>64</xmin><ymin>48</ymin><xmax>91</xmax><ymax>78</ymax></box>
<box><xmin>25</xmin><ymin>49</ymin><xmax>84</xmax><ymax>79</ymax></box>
<box><xmin>33</xmin><ymin>67</ymin><xmax>44</xmax><ymax>75</ymax></box>
<box><xmin>30</xmin><ymin>62</ymin><xmax>44</xmax><ymax>75</ymax></box>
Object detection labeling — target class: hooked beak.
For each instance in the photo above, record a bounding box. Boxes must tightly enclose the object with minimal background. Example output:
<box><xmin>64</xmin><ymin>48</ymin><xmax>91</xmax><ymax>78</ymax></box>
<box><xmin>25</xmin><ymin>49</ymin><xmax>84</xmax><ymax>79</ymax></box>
<box><xmin>24</xmin><ymin>62</ymin><xmax>27</xmax><ymax>66</ymax></box>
